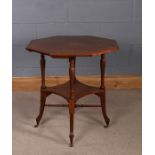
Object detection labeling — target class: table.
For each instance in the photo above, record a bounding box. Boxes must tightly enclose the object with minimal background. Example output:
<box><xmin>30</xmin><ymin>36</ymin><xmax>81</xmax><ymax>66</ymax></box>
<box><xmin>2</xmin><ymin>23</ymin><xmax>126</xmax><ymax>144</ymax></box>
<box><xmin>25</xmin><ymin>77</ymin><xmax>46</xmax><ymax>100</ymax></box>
<box><xmin>26</xmin><ymin>36</ymin><xmax>119</xmax><ymax>147</ymax></box>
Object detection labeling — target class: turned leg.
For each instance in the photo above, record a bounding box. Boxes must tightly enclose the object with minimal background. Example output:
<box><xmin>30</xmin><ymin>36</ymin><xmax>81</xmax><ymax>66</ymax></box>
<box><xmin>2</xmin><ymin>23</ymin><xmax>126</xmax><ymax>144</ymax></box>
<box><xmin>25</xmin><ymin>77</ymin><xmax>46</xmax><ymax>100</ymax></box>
<box><xmin>35</xmin><ymin>54</ymin><xmax>46</xmax><ymax>127</ymax></box>
<box><xmin>99</xmin><ymin>54</ymin><xmax>110</xmax><ymax>127</ymax></box>
<box><xmin>68</xmin><ymin>57</ymin><xmax>76</xmax><ymax>147</ymax></box>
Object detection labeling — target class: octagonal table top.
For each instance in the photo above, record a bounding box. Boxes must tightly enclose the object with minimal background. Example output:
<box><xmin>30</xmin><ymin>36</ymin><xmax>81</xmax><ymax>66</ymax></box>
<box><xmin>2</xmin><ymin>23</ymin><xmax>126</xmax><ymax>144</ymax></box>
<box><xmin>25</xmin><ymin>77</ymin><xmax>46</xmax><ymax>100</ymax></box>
<box><xmin>26</xmin><ymin>36</ymin><xmax>119</xmax><ymax>58</ymax></box>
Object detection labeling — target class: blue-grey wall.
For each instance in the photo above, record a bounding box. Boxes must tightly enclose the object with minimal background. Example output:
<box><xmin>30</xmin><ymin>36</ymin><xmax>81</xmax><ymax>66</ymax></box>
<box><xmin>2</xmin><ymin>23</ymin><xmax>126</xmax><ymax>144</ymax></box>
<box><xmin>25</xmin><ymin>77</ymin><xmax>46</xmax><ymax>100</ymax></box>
<box><xmin>12</xmin><ymin>0</ymin><xmax>142</xmax><ymax>76</ymax></box>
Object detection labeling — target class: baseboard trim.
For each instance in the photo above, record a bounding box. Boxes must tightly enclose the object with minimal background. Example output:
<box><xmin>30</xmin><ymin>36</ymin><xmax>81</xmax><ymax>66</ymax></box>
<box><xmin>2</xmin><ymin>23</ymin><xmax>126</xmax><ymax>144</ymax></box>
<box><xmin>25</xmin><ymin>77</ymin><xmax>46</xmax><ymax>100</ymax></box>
<box><xmin>12</xmin><ymin>75</ymin><xmax>142</xmax><ymax>91</ymax></box>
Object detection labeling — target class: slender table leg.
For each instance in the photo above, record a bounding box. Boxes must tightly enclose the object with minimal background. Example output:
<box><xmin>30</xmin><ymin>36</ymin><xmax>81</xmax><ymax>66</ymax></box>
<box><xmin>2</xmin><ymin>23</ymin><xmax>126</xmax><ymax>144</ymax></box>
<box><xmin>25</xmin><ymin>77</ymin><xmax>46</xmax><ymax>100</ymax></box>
<box><xmin>98</xmin><ymin>54</ymin><xmax>110</xmax><ymax>127</ymax></box>
<box><xmin>35</xmin><ymin>54</ymin><xmax>47</xmax><ymax>127</ymax></box>
<box><xmin>69</xmin><ymin>57</ymin><xmax>76</xmax><ymax>147</ymax></box>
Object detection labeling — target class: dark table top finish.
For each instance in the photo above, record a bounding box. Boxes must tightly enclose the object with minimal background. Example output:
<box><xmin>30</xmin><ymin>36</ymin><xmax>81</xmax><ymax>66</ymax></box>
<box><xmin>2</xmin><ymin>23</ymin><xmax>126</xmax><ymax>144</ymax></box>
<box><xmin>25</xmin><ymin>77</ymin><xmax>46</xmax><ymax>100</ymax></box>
<box><xmin>26</xmin><ymin>36</ymin><xmax>119</xmax><ymax>58</ymax></box>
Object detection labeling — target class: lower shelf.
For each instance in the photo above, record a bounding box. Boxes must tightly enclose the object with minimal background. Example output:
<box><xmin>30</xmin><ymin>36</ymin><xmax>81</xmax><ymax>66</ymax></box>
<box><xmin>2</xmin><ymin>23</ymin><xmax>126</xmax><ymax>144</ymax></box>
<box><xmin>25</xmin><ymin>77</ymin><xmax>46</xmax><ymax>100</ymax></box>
<box><xmin>43</xmin><ymin>80</ymin><xmax>104</xmax><ymax>102</ymax></box>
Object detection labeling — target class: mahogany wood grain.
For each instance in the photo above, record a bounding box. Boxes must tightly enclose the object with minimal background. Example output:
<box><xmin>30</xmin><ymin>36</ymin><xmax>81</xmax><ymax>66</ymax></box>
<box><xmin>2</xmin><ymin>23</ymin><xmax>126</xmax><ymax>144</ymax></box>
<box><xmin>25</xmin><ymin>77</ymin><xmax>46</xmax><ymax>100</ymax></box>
<box><xmin>26</xmin><ymin>36</ymin><xmax>119</xmax><ymax>58</ymax></box>
<box><xmin>43</xmin><ymin>80</ymin><xmax>103</xmax><ymax>102</ymax></box>
<box><xmin>25</xmin><ymin>35</ymin><xmax>119</xmax><ymax>147</ymax></box>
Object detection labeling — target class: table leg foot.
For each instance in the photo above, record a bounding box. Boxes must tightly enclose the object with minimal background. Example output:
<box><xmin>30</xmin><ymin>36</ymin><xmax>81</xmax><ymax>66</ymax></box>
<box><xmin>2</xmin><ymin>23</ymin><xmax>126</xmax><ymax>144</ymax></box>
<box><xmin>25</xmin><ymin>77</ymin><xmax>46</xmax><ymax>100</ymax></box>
<box><xmin>34</xmin><ymin>117</ymin><xmax>41</xmax><ymax>128</ymax></box>
<box><xmin>69</xmin><ymin>133</ymin><xmax>74</xmax><ymax>147</ymax></box>
<box><xmin>100</xmin><ymin>93</ymin><xmax>110</xmax><ymax>128</ymax></box>
<box><xmin>104</xmin><ymin>117</ymin><xmax>110</xmax><ymax>128</ymax></box>
<box><xmin>96</xmin><ymin>91</ymin><xmax>110</xmax><ymax>128</ymax></box>
<box><xmin>34</xmin><ymin>92</ymin><xmax>46</xmax><ymax>128</ymax></box>
<box><xmin>34</xmin><ymin>124</ymin><xmax>39</xmax><ymax>128</ymax></box>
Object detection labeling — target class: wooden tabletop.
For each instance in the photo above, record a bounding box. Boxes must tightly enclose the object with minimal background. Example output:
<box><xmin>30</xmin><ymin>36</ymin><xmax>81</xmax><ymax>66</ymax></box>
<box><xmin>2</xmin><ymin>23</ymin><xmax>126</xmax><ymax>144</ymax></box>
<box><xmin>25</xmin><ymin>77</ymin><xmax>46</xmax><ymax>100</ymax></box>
<box><xmin>26</xmin><ymin>36</ymin><xmax>119</xmax><ymax>58</ymax></box>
